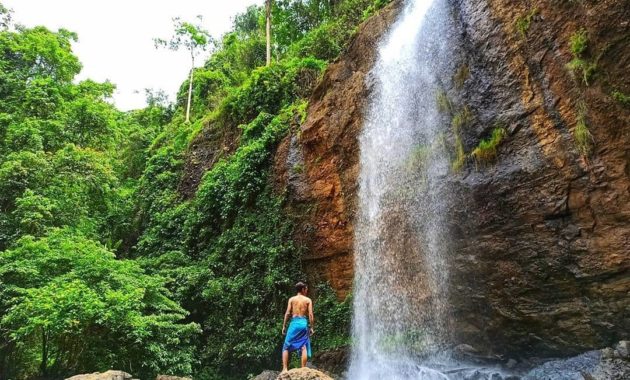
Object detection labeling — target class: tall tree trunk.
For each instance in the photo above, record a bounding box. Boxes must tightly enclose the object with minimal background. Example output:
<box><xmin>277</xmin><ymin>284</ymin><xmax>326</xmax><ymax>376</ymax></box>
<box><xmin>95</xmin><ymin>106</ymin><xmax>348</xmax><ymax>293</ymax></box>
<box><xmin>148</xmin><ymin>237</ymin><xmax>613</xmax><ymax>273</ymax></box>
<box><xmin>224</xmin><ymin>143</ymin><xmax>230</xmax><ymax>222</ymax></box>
<box><xmin>40</xmin><ymin>327</ymin><xmax>48</xmax><ymax>377</ymax></box>
<box><xmin>186</xmin><ymin>54</ymin><xmax>194</xmax><ymax>123</ymax></box>
<box><xmin>266</xmin><ymin>0</ymin><xmax>271</xmax><ymax>66</ymax></box>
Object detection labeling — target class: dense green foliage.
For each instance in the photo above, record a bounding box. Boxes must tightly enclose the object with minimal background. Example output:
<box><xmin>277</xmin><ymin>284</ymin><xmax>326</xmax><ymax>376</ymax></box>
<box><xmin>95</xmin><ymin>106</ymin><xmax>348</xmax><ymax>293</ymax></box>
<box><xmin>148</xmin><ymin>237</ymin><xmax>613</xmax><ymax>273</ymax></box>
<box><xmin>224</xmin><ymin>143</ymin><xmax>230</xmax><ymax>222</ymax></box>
<box><xmin>0</xmin><ymin>13</ymin><xmax>192</xmax><ymax>378</ymax></box>
<box><xmin>0</xmin><ymin>229</ymin><xmax>198</xmax><ymax>379</ymax></box>
<box><xmin>0</xmin><ymin>0</ymin><xmax>393</xmax><ymax>378</ymax></box>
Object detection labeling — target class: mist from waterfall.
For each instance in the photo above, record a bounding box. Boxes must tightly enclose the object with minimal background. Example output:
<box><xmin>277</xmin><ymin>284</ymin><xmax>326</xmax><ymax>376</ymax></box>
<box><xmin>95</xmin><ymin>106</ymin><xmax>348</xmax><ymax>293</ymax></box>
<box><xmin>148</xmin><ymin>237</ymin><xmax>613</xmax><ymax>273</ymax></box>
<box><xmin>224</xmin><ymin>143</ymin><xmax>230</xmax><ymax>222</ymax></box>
<box><xmin>348</xmin><ymin>0</ymin><xmax>458</xmax><ymax>378</ymax></box>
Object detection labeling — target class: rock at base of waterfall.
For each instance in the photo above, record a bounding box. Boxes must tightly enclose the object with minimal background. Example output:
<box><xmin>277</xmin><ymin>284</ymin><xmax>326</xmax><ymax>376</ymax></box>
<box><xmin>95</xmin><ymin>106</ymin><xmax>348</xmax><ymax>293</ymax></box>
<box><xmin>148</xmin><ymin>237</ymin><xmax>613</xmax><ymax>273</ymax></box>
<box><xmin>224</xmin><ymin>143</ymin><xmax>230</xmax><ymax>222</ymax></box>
<box><xmin>311</xmin><ymin>347</ymin><xmax>349</xmax><ymax>378</ymax></box>
<box><xmin>250</xmin><ymin>370</ymin><xmax>281</xmax><ymax>380</ymax></box>
<box><xmin>276</xmin><ymin>368</ymin><xmax>334</xmax><ymax>380</ymax></box>
<box><xmin>523</xmin><ymin>343</ymin><xmax>630</xmax><ymax>380</ymax></box>
<box><xmin>65</xmin><ymin>370</ymin><xmax>132</xmax><ymax>380</ymax></box>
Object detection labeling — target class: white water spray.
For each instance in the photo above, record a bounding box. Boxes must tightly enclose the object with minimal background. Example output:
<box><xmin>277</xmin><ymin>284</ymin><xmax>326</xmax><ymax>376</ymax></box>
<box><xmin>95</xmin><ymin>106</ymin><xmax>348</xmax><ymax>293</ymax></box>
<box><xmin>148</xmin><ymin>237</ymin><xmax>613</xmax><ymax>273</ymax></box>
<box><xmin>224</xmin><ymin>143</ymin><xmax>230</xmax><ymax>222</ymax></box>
<box><xmin>348</xmin><ymin>0</ymin><xmax>456</xmax><ymax>378</ymax></box>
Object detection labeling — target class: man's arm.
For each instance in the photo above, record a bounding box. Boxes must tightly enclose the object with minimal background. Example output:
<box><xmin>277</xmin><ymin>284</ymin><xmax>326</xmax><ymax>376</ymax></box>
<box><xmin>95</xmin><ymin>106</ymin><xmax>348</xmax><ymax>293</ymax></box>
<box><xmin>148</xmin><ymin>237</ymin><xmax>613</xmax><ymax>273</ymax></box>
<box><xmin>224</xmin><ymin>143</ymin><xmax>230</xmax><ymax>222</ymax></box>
<box><xmin>282</xmin><ymin>298</ymin><xmax>292</xmax><ymax>335</ymax></box>
<box><xmin>308</xmin><ymin>298</ymin><xmax>315</xmax><ymax>335</ymax></box>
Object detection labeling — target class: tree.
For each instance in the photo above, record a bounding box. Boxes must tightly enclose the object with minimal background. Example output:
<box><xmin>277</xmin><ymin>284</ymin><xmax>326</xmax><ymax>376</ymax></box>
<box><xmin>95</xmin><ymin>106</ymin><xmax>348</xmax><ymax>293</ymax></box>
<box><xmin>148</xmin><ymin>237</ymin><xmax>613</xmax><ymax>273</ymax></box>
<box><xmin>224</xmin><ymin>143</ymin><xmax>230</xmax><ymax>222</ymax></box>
<box><xmin>155</xmin><ymin>17</ymin><xmax>213</xmax><ymax>123</ymax></box>
<box><xmin>266</xmin><ymin>0</ymin><xmax>272</xmax><ymax>65</ymax></box>
<box><xmin>0</xmin><ymin>229</ymin><xmax>199</xmax><ymax>379</ymax></box>
<box><xmin>0</xmin><ymin>2</ymin><xmax>12</xmax><ymax>30</ymax></box>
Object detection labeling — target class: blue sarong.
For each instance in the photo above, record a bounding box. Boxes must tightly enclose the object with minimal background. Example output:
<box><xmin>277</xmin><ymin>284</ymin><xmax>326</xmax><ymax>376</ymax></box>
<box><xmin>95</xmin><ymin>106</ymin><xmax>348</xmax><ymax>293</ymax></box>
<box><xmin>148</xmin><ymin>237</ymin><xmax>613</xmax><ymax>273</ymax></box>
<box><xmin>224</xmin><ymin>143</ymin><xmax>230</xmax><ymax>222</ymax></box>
<box><xmin>283</xmin><ymin>316</ymin><xmax>312</xmax><ymax>357</ymax></box>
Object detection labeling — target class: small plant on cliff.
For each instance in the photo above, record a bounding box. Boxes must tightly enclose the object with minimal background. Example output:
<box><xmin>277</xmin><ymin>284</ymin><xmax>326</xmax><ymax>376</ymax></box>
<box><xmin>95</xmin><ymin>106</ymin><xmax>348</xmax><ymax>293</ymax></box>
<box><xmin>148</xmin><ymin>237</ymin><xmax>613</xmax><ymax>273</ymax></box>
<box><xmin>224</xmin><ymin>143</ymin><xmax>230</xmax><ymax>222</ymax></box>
<box><xmin>451</xmin><ymin>106</ymin><xmax>473</xmax><ymax>132</ymax></box>
<box><xmin>450</xmin><ymin>106</ymin><xmax>473</xmax><ymax>172</ymax></box>
<box><xmin>436</xmin><ymin>89</ymin><xmax>452</xmax><ymax>114</ymax></box>
<box><xmin>573</xmin><ymin>102</ymin><xmax>593</xmax><ymax>156</ymax></box>
<box><xmin>569</xmin><ymin>28</ymin><xmax>588</xmax><ymax>56</ymax></box>
<box><xmin>362</xmin><ymin>0</ymin><xmax>393</xmax><ymax>20</ymax></box>
<box><xmin>406</xmin><ymin>144</ymin><xmax>432</xmax><ymax>172</ymax></box>
<box><xmin>514</xmin><ymin>8</ymin><xmax>538</xmax><ymax>39</ymax></box>
<box><xmin>566</xmin><ymin>28</ymin><xmax>596</xmax><ymax>85</ymax></box>
<box><xmin>451</xmin><ymin>134</ymin><xmax>466</xmax><ymax>172</ymax></box>
<box><xmin>453</xmin><ymin>64</ymin><xmax>470</xmax><ymax>90</ymax></box>
<box><xmin>292</xmin><ymin>163</ymin><xmax>304</xmax><ymax>174</ymax></box>
<box><xmin>611</xmin><ymin>90</ymin><xmax>630</xmax><ymax>106</ymax></box>
<box><xmin>471</xmin><ymin>127</ymin><xmax>507</xmax><ymax>167</ymax></box>
<box><xmin>315</xmin><ymin>284</ymin><xmax>352</xmax><ymax>350</ymax></box>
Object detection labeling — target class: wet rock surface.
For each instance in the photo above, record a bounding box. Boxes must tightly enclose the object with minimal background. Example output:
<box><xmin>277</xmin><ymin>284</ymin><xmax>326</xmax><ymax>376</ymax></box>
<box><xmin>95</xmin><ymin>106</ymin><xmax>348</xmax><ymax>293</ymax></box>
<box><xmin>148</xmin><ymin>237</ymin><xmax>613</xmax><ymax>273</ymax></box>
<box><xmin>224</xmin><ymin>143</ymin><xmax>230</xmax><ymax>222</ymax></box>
<box><xmin>523</xmin><ymin>343</ymin><xmax>630</xmax><ymax>380</ymax></box>
<box><xmin>446</xmin><ymin>0</ymin><xmax>630</xmax><ymax>357</ymax></box>
<box><xmin>311</xmin><ymin>347</ymin><xmax>349</xmax><ymax>378</ymax></box>
<box><xmin>276</xmin><ymin>367</ymin><xmax>334</xmax><ymax>380</ymax></box>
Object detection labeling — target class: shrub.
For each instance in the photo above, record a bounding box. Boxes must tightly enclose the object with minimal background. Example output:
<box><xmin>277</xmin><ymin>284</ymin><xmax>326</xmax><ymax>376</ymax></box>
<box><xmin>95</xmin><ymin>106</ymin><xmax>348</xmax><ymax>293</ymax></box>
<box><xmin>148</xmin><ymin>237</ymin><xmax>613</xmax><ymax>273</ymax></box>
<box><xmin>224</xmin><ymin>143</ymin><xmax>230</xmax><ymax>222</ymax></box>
<box><xmin>567</xmin><ymin>58</ymin><xmax>596</xmax><ymax>85</ymax></box>
<box><xmin>611</xmin><ymin>90</ymin><xmax>630</xmax><ymax>106</ymax></box>
<box><xmin>471</xmin><ymin>127</ymin><xmax>507</xmax><ymax>166</ymax></box>
<box><xmin>453</xmin><ymin>64</ymin><xmax>469</xmax><ymax>89</ymax></box>
<box><xmin>0</xmin><ymin>229</ymin><xmax>199</xmax><ymax>379</ymax></box>
<box><xmin>436</xmin><ymin>89</ymin><xmax>452</xmax><ymax>114</ymax></box>
<box><xmin>314</xmin><ymin>284</ymin><xmax>352</xmax><ymax>351</ymax></box>
<box><xmin>566</xmin><ymin>28</ymin><xmax>595</xmax><ymax>85</ymax></box>
<box><xmin>288</xmin><ymin>20</ymin><xmax>345</xmax><ymax>61</ymax></box>
<box><xmin>220</xmin><ymin>58</ymin><xmax>324</xmax><ymax>125</ymax></box>
<box><xmin>514</xmin><ymin>8</ymin><xmax>538</xmax><ymax>38</ymax></box>
<box><xmin>451</xmin><ymin>106</ymin><xmax>473</xmax><ymax>132</ymax></box>
<box><xmin>569</xmin><ymin>28</ymin><xmax>588</xmax><ymax>56</ymax></box>
<box><xmin>451</xmin><ymin>134</ymin><xmax>466</xmax><ymax>172</ymax></box>
<box><xmin>573</xmin><ymin>103</ymin><xmax>592</xmax><ymax>156</ymax></box>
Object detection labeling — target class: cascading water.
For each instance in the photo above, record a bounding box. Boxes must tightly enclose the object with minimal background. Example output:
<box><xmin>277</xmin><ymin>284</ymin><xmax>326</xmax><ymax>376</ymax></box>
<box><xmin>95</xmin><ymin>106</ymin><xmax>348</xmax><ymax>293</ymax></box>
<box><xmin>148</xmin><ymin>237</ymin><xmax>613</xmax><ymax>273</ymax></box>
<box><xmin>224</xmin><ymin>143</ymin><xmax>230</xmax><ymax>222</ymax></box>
<box><xmin>348</xmin><ymin>0</ymin><xmax>460</xmax><ymax>378</ymax></box>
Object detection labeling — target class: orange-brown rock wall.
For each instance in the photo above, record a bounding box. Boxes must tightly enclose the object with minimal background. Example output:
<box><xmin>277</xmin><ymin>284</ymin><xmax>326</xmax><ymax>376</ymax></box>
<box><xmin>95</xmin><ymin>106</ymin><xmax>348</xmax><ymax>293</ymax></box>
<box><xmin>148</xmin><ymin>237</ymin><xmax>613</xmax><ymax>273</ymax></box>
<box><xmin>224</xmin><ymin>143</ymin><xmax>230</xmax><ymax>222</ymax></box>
<box><xmin>273</xmin><ymin>1</ymin><xmax>403</xmax><ymax>299</ymax></box>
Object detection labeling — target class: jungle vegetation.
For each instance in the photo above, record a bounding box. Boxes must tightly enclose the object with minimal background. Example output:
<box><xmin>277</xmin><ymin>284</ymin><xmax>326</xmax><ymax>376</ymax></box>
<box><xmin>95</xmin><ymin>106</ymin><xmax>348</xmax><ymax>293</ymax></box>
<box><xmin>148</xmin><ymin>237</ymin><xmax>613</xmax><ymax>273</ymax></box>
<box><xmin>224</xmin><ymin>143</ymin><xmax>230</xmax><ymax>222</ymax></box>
<box><xmin>0</xmin><ymin>1</ymin><xmax>391</xmax><ymax>379</ymax></box>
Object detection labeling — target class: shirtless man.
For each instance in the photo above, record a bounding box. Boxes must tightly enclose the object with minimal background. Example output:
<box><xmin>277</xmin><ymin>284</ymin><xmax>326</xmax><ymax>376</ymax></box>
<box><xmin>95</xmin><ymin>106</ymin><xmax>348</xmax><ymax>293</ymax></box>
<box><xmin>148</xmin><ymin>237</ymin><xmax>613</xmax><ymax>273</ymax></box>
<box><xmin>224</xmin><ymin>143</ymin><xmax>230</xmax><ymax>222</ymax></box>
<box><xmin>281</xmin><ymin>282</ymin><xmax>314</xmax><ymax>372</ymax></box>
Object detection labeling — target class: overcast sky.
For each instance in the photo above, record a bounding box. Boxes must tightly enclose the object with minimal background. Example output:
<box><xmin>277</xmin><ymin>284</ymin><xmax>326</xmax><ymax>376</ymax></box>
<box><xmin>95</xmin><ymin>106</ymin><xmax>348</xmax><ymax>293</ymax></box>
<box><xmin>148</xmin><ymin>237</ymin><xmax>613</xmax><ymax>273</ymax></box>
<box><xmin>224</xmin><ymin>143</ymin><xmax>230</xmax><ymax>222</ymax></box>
<box><xmin>4</xmin><ymin>0</ymin><xmax>261</xmax><ymax>110</ymax></box>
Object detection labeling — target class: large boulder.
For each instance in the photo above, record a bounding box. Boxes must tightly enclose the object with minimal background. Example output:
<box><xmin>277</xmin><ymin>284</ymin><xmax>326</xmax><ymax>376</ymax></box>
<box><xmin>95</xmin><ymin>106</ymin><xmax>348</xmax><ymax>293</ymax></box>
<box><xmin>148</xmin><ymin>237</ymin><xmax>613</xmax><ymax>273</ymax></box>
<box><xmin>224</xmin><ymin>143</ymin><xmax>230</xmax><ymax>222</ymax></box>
<box><xmin>524</xmin><ymin>342</ymin><xmax>630</xmax><ymax>380</ymax></box>
<box><xmin>156</xmin><ymin>376</ymin><xmax>192</xmax><ymax>380</ymax></box>
<box><xmin>250</xmin><ymin>370</ymin><xmax>281</xmax><ymax>380</ymax></box>
<box><xmin>276</xmin><ymin>368</ymin><xmax>334</xmax><ymax>380</ymax></box>
<box><xmin>65</xmin><ymin>370</ymin><xmax>132</xmax><ymax>380</ymax></box>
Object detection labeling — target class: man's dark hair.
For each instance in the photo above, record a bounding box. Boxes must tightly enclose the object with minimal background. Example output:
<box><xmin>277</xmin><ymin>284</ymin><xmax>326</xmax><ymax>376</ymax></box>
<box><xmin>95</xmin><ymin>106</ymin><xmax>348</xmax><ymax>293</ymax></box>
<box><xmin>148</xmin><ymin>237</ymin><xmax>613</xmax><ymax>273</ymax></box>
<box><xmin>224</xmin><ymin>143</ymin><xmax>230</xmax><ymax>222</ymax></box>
<box><xmin>295</xmin><ymin>281</ymin><xmax>307</xmax><ymax>293</ymax></box>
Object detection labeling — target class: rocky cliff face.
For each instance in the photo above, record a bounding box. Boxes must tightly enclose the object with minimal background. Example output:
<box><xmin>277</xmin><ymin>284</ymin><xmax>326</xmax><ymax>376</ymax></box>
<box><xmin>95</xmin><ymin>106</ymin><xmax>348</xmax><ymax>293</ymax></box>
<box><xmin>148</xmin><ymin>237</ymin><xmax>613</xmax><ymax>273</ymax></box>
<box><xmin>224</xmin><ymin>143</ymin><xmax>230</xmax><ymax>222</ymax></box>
<box><xmin>273</xmin><ymin>2</ymin><xmax>403</xmax><ymax>299</ymax></box>
<box><xmin>447</xmin><ymin>0</ymin><xmax>630</xmax><ymax>357</ymax></box>
<box><xmin>274</xmin><ymin>0</ymin><xmax>629</xmax><ymax>358</ymax></box>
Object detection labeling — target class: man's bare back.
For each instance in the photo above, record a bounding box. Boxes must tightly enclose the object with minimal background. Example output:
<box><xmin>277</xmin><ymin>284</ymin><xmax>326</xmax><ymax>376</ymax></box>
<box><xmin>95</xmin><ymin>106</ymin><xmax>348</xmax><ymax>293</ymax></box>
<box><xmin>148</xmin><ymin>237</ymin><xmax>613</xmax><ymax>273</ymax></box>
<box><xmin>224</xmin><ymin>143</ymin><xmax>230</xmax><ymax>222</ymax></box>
<box><xmin>288</xmin><ymin>295</ymin><xmax>312</xmax><ymax>317</ymax></box>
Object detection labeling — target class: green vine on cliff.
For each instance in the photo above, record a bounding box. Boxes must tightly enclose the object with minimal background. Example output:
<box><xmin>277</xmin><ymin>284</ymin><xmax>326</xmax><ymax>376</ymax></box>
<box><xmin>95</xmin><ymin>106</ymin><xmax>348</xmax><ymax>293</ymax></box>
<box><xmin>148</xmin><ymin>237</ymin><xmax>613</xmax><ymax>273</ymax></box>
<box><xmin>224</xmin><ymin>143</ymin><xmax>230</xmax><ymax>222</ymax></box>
<box><xmin>566</xmin><ymin>28</ymin><xmax>596</xmax><ymax>86</ymax></box>
<box><xmin>514</xmin><ymin>8</ymin><xmax>539</xmax><ymax>39</ymax></box>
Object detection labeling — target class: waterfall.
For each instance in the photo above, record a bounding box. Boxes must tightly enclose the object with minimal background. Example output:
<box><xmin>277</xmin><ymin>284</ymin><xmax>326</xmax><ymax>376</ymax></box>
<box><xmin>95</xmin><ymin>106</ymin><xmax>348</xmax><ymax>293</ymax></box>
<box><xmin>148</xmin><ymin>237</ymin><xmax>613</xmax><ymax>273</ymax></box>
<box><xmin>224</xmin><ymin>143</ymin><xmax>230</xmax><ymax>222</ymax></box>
<box><xmin>348</xmin><ymin>0</ymin><xmax>457</xmax><ymax>378</ymax></box>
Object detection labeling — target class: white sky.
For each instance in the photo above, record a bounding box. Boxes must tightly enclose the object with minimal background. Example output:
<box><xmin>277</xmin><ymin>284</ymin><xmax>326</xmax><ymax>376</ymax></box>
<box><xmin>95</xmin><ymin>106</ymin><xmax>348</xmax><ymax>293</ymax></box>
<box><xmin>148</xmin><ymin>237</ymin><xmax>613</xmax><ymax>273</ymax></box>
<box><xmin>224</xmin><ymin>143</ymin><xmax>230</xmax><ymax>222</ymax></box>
<box><xmin>4</xmin><ymin>0</ymin><xmax>261</xmax><ymax>110</ymax></box>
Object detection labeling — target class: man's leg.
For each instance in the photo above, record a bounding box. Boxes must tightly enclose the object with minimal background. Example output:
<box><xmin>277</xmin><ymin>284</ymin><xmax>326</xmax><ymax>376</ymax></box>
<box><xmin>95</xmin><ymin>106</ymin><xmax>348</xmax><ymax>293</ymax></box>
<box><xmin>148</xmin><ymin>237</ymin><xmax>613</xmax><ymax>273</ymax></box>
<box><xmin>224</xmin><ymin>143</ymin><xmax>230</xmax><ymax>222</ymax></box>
<box><xmin>301</xmin><ymin>345</ymin><xmax>307</xmax><ymax>368</ymax></box>
<box><xmin>282</xmin><ymin>350</ymin><xmax>289</xmax><ymax>372</ymax></box>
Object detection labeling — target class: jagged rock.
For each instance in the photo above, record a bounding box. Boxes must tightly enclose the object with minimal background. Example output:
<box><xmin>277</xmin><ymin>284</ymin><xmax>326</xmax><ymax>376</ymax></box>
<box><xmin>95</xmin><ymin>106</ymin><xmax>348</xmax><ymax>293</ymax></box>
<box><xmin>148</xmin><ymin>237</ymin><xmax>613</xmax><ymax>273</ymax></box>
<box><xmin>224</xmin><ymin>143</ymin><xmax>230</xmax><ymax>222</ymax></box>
<box><xmin>591</xmin><ymin>359</ymin><xmax>630</xmax><ymax>380</ymax></box>
<box><xmin>276</xmin><ymin>368</ymin><xmax>334</xmax><ymax>380</ymax></box>
<box><xmin>524</xmin><ymin>344</ymin><xmax>630</xmax><ymax>380</ymax></box>
<box><xmin>156</xmin><ymin>376</ymin><xmax>192</xmax><ymax>380</ymax></box>
<box><xmin>602</xmin><ymin>348</ymin><xmax>615</xmax><ymax>360</ymax></box>
<box><xmin>250</xmin><ymin>370</ymin><xmax>281</xmax><ymax>380</ymax></box>
<box><xmin>65</xmin><ymin>370</ymin><xmax>132</xmax><ymax>380</ymax></box>
<box><xmin>614</xmin><ymin>341</ymin><xmax>629</xmax><ymax>359</ymax></box>
<box><xmin>311</xmin><ymin>347</ymin><xmax>348</xmax><ymax>377</ymax></box>
<box><xmin>505</xmin><ymin>359</ymin><xmax>518</xmax><ymax>369</ymax></box>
